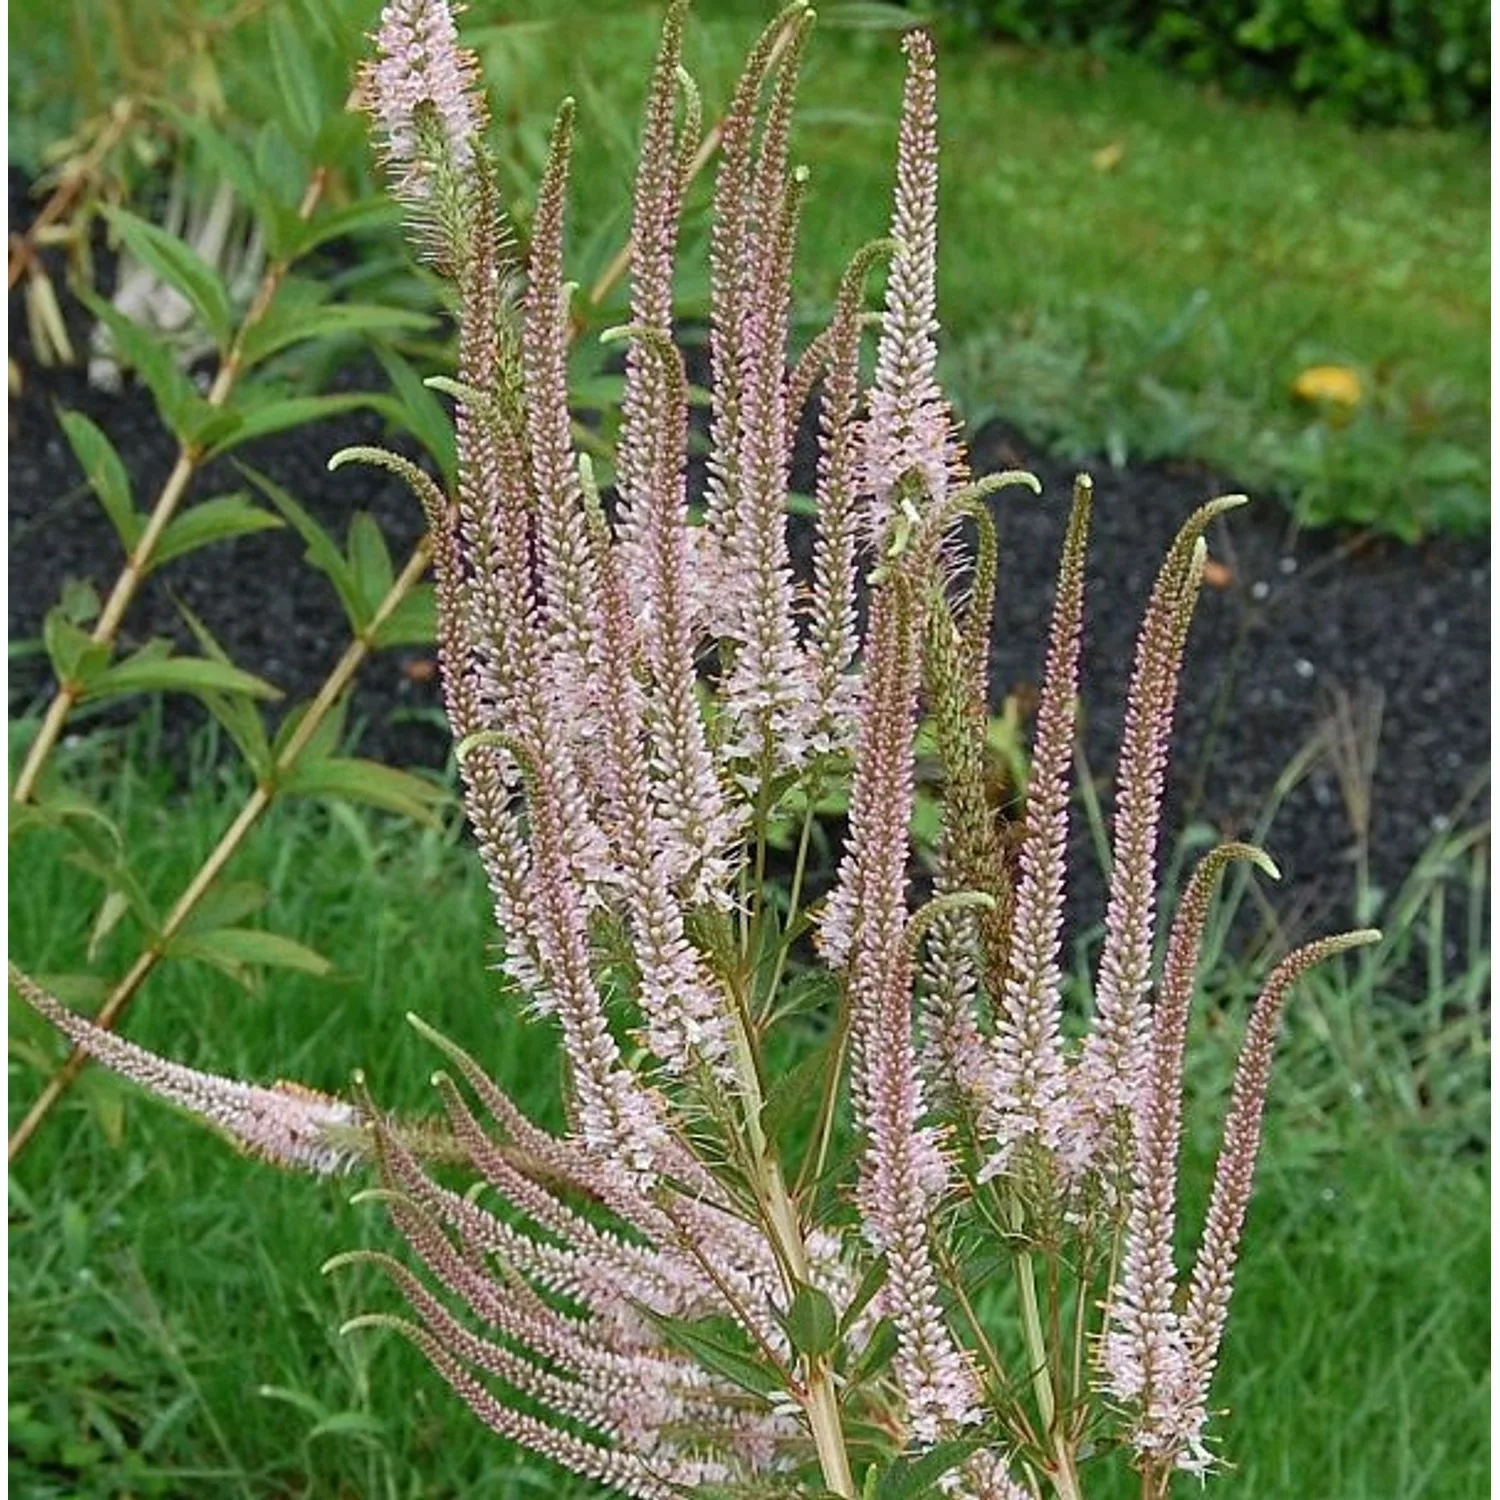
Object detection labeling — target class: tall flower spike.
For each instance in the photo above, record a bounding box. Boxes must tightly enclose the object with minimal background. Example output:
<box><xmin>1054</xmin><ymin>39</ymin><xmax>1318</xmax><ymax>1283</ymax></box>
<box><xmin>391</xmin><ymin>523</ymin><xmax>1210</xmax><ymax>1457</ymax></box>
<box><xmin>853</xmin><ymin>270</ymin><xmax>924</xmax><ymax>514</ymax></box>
<box><xmin>1100</xmin><ymin>843</ymin><xmax>1277</xmax><ymax>1462</ymax></box>
<box><xmin>485</xmin><ymin>735</ymin><xmax>666</xmax><ymax>1182</ymax></box>
<box><xmin>604</xmin><ymin>326</ymin><xmax>738</xmax><ymax>905</ymax></box>
<box><xmin>361</xmin><ymin>0</ymin><xmax>488</xmax><ymax>266</ymax></box>
<box><xmin>616</xmin><ymin>0</ymin><xmax>688</xmax><ymax>540</ymax></box>
<box><xmin>808</xmin><ymin>239</ymin><xmax>893</xmax><ymax>749</ymax></box>
<box><xmin>984</xmin><ymin>475</ymin><xmax>1093</xmax><ymax>1170</ymax></box>
<box><xmin>861</xmin><ymin>28</ymin><xmax>966</xmax><ymax>541</ymax></box>
<box><xmin>1075</xmin><ymin>495</ymin><xmax>1247</xmax><ymax>1162</ymax></box>
<box><xmin>722</xmin><ymin>161</ymin><xmax>816</xmax><ymax>773</ymax></box>
<box><xmin>524</xmin><ymin>100</ymin><xmax>603</xmax><ymax>737</ymax></box>
<box><xmin>703</xmin><ymin>4</ymin><xmax>809</xmax><ymax>577</ymax></box>
<box><xmin>9</xmin><ymin>967</ymin><xmax>361</xmax><ymax>1175</ymax></box>
<box><xmin>589</xmin><ymin>490</ymin><xmax>736</xmax><ymax>1077</ymax></box>
<box><xmin>1175</xmin><ymin>928</ymin><xmax>1380</xmax><ymax>1472</ymax></box>
<box><xmin>915</xmin><ymin>485</ymin><xmax>1033</xmax><ymax>1046</ymax></box>
<box><xmin>609</xmin><ymin>4</ymin><xmax>738</xmax><ymax>900</ymax></box>
<box><xmin>836</xmin><ymin>572</ymin><xmax>979</xmax><ymax>1443</ymax></box>
<box><xmin>717</xmin><ymin>13</ymin><xmax>818</xmax><ymax>775</ymax></box>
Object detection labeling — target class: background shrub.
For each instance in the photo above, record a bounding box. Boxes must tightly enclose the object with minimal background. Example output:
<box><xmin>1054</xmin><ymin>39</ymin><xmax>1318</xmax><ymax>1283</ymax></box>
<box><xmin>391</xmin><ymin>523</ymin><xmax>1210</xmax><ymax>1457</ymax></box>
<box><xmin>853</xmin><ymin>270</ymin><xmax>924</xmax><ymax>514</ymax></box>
<box><xmin>933</xmin><ymin>0</ymin><xmax>1490</xmax><ymax>128</ymax></box>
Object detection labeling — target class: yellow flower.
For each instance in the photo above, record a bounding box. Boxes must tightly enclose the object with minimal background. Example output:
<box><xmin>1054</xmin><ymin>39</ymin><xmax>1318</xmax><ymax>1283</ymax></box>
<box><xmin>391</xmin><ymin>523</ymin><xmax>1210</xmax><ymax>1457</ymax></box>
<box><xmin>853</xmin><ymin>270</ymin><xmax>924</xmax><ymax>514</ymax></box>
<box><xmin>1292</xmin><ymin>364</ymin><xmax>1363</xmax><ymax>409</ymax></box>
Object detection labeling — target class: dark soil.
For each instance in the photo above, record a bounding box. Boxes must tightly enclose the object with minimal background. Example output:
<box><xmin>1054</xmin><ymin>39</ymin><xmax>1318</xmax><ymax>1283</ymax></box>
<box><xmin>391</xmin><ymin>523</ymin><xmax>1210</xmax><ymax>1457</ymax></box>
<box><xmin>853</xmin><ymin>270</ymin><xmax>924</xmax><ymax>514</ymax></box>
<box><xmin>10</xmin><ymin>172</ymin><xmax>1489</xmax><ymax>984</ymax></box>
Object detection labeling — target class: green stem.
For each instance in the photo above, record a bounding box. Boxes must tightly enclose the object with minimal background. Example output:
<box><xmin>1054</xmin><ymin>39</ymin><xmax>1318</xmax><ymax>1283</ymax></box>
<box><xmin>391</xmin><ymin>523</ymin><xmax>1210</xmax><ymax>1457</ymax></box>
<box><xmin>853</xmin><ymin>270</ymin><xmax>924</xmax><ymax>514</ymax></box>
<box><xmin>762</xmin><ymin>776</ymin><xmax>821</xmax><ymax>1014</ymax></box>
<box><xmin>1009</xmin><ymin>1199</ymin><xmax>1083</xmax><ymax>1500</ymax></box>
<box><xmin>725</xmin><ymin>990</ymin><xmax>855</xmax><ymax>1498</ymax></box>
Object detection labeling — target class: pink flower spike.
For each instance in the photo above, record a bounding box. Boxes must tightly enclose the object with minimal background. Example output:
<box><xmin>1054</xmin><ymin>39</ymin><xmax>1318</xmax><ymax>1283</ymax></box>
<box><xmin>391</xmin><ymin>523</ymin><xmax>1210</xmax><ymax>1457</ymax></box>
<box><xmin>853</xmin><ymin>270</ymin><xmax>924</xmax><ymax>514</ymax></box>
<box><xmin>1176</xmin><ymin>928</ymin><xmax>1380</xmax><ymax>1470</ymax></box>
<box><xmin>860</xmin><ymin>29</ymin><xmax>967</xmax><ymax>543</ymax></box>
<box><xmin>363</xmin><ymin>0</ymin><xmax>486</xmax><ymax>199</ymax></box>
<box><xmin>10</xmin><ymin>966</ymin><xmax>360</xmax><ymax>1176</ymax></box>
<box><xmin>984</xmin><ymin>474</ymin><xmax>1092</xmax><ymax>1171</ymax></box>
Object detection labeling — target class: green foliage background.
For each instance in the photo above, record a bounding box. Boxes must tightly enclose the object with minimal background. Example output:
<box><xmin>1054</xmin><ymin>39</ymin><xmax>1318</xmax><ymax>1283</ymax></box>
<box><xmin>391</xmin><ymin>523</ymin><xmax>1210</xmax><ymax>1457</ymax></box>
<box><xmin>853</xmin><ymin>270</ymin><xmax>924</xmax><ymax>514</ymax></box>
<box><xmin>930</xmin><ymin>0</ymin><xmax>1490</xmax><ymax>129</ymax></box>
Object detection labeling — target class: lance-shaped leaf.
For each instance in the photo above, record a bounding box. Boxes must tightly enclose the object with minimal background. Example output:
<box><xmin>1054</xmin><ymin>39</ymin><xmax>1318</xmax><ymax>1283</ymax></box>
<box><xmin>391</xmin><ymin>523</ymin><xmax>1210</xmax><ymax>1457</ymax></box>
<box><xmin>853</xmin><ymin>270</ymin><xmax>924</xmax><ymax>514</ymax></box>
<box><xmin>101</xmin><ymin>205</ymin><xmax>236</xmax><ymax>349</ymax></box>
<box><xmin>80</xmin><ymin>291</ymin><xmax>208</xmax><ymax>443</ymax></box>
<box><xmin>167</xmin><ymin>927</ymin><xmax>335</xmax><ymax>988</ymax></box>
<box><xmin>280</xmin><ymin>757</ymin><xmax>449</xmax><ymax>826</ymax></box>
<box><xmin>58</xmin><ymin>410</ymin><xmax>141</xmax><ymax>548</ymax></box>
<box><xmin>149</xmin><ymin>493</ymin><xmax>284</xmax><ymax>571</ymax></box>
<box><xmin>83</xmin><ymin>649</ymin><xmax>282</xmax><ymax>707</ymax></box>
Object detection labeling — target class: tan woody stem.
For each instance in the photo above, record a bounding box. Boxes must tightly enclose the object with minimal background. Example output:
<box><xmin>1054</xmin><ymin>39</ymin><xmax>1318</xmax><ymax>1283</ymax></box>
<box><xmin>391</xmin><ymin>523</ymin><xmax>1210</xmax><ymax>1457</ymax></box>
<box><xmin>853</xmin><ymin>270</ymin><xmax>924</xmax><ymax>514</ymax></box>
<box><xmin>12</xmin><ymin>167</ymin><xmax>329</xmax><ymax>806</ymax></box>
<box><xmin>8</xmin><ymin>537</ymin><xmax>432</xmax><ymax>1166</ymax></box>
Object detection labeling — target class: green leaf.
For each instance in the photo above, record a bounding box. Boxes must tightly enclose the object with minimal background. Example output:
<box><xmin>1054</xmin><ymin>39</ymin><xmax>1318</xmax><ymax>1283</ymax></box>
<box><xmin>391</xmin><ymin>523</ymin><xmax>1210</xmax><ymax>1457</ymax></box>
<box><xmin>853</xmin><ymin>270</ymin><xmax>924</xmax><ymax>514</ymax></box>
<box><xmin>58</xmin><ymin>578</ymin><xmax>101</xmax><ymax>625</ymax></box>
<box><xmin>375</xmin><ymin>346</ymin><xmax>456</xmax><ymax>485</ymax></box>
<box><xmin>638</xmin><ymin>1312</ymin><xmax>784</xmax><ymax>1399</ymax></box>
<box><xmin>57</xmin><ymin>410</ymin><xmax>140</xmax><ymax>546</ymax></box>
<box><xmin>287</xmin><ymin>197</ymin><xmax>405</xmax><ymax>259</ymax></box>
<box><xmin>150</xmin><ymin>493</ymin><xmax>283</xmax><ymax>570</ymax></box>
<box><xmin>239</xmin><ymin>302</ymin><xmax>433</xmax><ymax>369</ymax></box>
<box><xmin>179</xmin><ymin>880</ymin><xmax>269</xmax><ymax>935</ymax></box>
<box><xmin>255</xmin><ymin>1386</ymin><xmax>329</xmax><ymax>1423</ymax></box>
<box><xmin>310</xmin><ymin>109</ymin><xmax>369</xmax><ymax>172</ymax></box>
<box><xmin>239</xmin><ymin>466</ymin><xmax>365</xmax><ymax>630</ymax></box>
<box><xmin>159</xmin><ymin>106</ymin><xmax>280</xmax><ymax>242</ymax></box>
<box><xmin>175</xmin><ymin>602</ymin><xmax>274</xmax><ymax>777</ymax></box>
<box><xmin>839</xmin><ymin>1256</ymin><xmax>888</xmax><ymax>1340</ymax></box>
<box><xmin>270</xmin><ymin>694</ymin><xmax>350</xmax><ymax>767</ymax></box>
<box><xmin>347</xmin><ymin>513</ymin><xmax>395</xmax><ymax>617</ymax></box>
<box><xmin>782</xmin><ymin>1282</ymin><xmax>839</xmax><ymax>1362</ymax></box>
<box><xmin>254</xmin><ymin>120</ymin><xmax>309</xmax><ymax>211</ymax></box>
<box><xmin>822</xmin><ymin>1</ymin><xmax>922</xmax><ymax>30</ymax></box>
<box><xmin>81</xmin><ymin>291</ymin><xmax>208</xmax><ymax>441</ymax></box>
<box><xmin>43</xmin><ymin>605</ymin><xmax>110</xmax><ymax>687</ymax></box>
<box><xmin>203</xmin><ymin>392</ymin><xmax>398</xmax><ymax>458</ymax></box>
<box><xmin>102</xmin><ymin>206</ymin><xmax>235</xmax><ymax>348</ymax></box>
<box><xmin>759</xmin><ymin>1043</ymin><xmax>831</xmax><ymax>1148</ymax></box>
<box><xmin>847</xmin><ymin>1317</ymin><xmax>898</xmax><ymax>1388</ymax></box>
<box><xmin>9</xmin><ymin>786</ymin><xmax>122</xmax><ymax>851</ymax></box>
<box><xmin>371</xmin><ymin>585</ymin><xmax>436</xmax><ymax>649</ymax></box>
<box><xmin>306</xmin><ymin>1410</ymin><xmax>388</xmax><ymax>1444</ymax></box>
<box><xmin>84</xmin><ymin>653</ymin><xmax>282</xmax><ymax>705</ymax></box>
<box><xmin>280</xmin><ymin>757</ymin><xmax>447</xmax><ymax>825</ymax></box>
<box><xmin>61</xmin><ymin>845</ymin><xmax>160</xmax><ymax>936</ymax></box>
<box><xmin>169</xmin><ymin>926</ymin><xmax>333</xmax><ymax>982</ymax></box>
<box><xmin>267</xmin><ymin>9</ymin><xmax>325</xmax><ymax>146</ymax></box>
<box><xmin>874</xmin><ymin>1439</ymin><xmax>988</xmax><ymax>1500</ymax></box>
<box><xmin>79</xmin><ymin>1072</ymin><xmax>128</xmax><ymax>1150</ymax></box>
<box><xmin>86</xmin><ymin>890</ymin><xmax>132</xmax><ymax>964</ymax></box>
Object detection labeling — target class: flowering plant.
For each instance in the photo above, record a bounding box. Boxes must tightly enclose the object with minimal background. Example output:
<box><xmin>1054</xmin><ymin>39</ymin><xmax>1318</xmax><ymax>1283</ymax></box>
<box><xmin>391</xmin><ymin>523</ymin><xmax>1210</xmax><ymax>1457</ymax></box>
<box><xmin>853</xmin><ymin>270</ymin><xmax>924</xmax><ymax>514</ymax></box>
<box><xmin>12</xmin><ymin>3</ymin><xmax>1377</xmax><ymax>1496</ymax></box>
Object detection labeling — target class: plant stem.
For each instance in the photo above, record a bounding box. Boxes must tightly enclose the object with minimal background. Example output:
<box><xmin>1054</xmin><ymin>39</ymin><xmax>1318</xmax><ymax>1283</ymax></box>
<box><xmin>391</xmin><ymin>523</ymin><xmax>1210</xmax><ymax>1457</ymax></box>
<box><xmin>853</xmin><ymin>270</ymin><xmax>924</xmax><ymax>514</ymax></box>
<box><xmin>762</xmin><ymin>777</ymin><xmax>821</xmax><ymax>1013</ymax></box>
<box><xmin>12</xmin><ymin>167</ymin><xmax>328</xmax><ymax>807</ymax></box>
<box><xmin>1009</xmin><ymin>1197</ymin><xmax>1083</xmax><ymax>1500</ymax></box>
<box><xmin>7</xmin><ymin>538</ymin><xmax>432</xmax><ymax>1165</ymax></box>
<box><xmin>726</xmin><ymin>994</ymin><xmax>856</xmax><ymax>1498</ymax></box>
<box><xmin>8</xmin><ymin>99</ymin><xmax>136</xmax><ymax>292</ymax></box>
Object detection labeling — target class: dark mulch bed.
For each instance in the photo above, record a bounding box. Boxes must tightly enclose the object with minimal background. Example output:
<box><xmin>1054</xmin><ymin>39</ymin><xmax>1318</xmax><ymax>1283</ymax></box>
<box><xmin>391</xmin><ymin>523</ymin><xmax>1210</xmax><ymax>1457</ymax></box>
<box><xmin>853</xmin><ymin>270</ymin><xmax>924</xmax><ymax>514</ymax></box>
<box><xmin>10</xmin><ymin>177</ymin><xmax>1489</xmax><ymax>978</ymax></box>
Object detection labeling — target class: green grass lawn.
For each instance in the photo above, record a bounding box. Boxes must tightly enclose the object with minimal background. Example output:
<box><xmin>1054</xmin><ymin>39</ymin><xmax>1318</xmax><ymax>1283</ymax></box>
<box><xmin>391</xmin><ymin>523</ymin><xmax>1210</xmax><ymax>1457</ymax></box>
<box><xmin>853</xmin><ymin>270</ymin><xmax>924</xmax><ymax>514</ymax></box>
<box><xmin>9</xmin><ymin>729</ymin><xmax>1489</xmax><ymax>1498</ymax></box>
